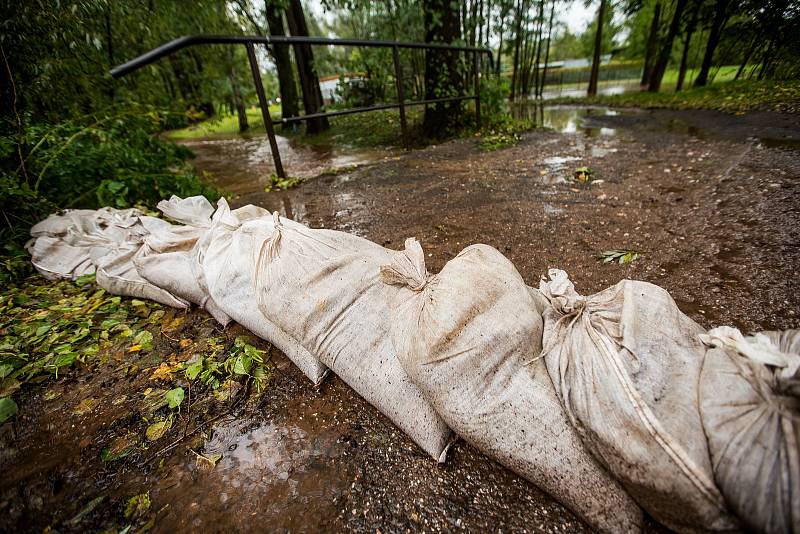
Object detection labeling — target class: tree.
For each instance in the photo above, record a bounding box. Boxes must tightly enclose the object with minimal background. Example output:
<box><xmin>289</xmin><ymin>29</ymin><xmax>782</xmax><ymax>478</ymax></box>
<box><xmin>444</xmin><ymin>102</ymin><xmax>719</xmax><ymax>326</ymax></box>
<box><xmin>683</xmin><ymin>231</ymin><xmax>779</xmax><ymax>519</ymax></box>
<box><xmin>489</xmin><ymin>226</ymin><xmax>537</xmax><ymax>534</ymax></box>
<box><xmin>676</xmin><ymin>0</ymin><xmax>701</xmax><ymax>91</ymax></box>
<box><xmin>537</xmin><ymin>0</ymin><xmax>556</xmax><ymax>98</ymax></box>
<box><xmin>224</xmin><ymin>49</ymin><xmax>249</xmax><ymax>132</ymax></box>
<box><xmin>648</xmin><ymin>0</ymin><xmax>689</xmax><ymax>92</ymax></box>
<box><xmin>284</xmin><ymin>0</ymin><xmax>329</xmax><ymax>133</ymax></box>
<box><xmin>694</xmin><ymin>0</ymin><xmax>731</xmax><ymax>87</ymax></box>
<box><xmin>587</xmin><ymin>0</ymin><xmax>607</xmax><ymax>97</ymax></box>
<box><xmin>639</xmin><ymin>1</ymin><xmax>662</xmax><ymax>88</ymax></box>
<box><xmin>264</xmin><ymin>1</ymin><xmax>300</xmax><ymax>121</ymax></box>
<box><xmin>422</xmin><ymin>0</ymin><xmax>464</xmax><ymax>138</ymax></box>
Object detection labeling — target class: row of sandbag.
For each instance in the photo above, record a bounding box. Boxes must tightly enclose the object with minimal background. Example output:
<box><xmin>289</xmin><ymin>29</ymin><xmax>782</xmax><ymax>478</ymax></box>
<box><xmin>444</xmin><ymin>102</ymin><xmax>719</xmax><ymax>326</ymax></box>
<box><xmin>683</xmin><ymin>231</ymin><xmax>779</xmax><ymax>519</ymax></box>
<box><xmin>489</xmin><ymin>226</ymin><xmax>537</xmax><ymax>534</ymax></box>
<box><xmin>27</xmin><ymin>196</ymin><xmax>798</xmax><ymax>533</ymax></box>
<box><xmin>381</xmin><ymin>239</ymin><xmax>798</xmax><ymax>534</ymax></box>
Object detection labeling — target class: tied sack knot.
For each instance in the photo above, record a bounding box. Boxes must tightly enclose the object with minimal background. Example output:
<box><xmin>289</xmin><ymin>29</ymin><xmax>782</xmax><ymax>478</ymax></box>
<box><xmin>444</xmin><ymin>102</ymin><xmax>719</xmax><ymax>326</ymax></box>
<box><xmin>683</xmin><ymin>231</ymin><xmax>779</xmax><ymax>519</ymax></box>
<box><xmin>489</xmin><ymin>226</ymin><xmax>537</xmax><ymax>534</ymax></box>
<box><xmin>254</xmin><ymin>212</ymin><xmax>284</xmax><ymax>280</ymax></box>
<box><xmin>539</xmin><ymin>268</ymin><xmax>587</xmax><ymax>317</ymax></box>
<box><xmin>701</xmin><ymin>326</ymin><xmax>800</xmax><ymax>383</ymax></box>
<box><xmin>265</xmin><ymin>211</ymin><xmax>283</xmax><ymax>261</ymax></box>
<box><xmin>380</xmin><ymin>237</ymin><xmax>429</xmax><ymax>291</ymax></box>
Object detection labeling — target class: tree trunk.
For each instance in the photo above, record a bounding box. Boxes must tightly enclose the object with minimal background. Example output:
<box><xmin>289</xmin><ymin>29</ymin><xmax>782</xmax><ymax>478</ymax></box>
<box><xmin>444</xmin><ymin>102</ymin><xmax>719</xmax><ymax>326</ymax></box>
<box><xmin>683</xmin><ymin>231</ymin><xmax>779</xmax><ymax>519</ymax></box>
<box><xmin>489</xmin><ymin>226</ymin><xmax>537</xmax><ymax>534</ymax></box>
<box><xmin>285</xmin><ymin>0</ymin><xmax>329</xmax><ymax>134</ymax></box>
<box><xmin>676</xmin><ymin>1</ymin><xmax>700</xmax><ymax>91</ymax></box>
<box><xmin>532</xmin><ymin>0</ymin><xmax>545</xmax><ymax>99</ymax></box>
<box><xmin>757</xmin><ymin>38</ymin><xmax>776</xmax><ymax>80</ymax></box>
<box><xmin>734</xmin><ymin>37</ymin><xmax>757</xmax><ymax>80</ymax></box>
<box><xmin>422</xmin><ymin>0</ymin><xmax>464</xmax><ymax>139</ymax></box>
<box><xmin>230</xmin><ymin>72</ymin><xmax>248</xmax><ymax>133</ymax></box>
<box><xmin>640</xmin><ymin>2</ymin><xmax>662</xmax><ymax>88</ymax></box>
<box><xmin>538</xmin><ymin>0</ymin><xmax>555</xmax><ymax>98</ymax></box>
<box><xmin>694</xmin><ymin>0</ymin><xmax>730</xmax><ymax>87</ymax></box>
<box><xmin>265</xmin><ymin>1</ymin><xmax>299</xmax><ymax>122</ymax></box>
<box><xmin>510</xmin><ymin>0</ymin><xmax>523</xmax><ymax>100</ymax></box>
<box><xmin>648</xmin><ymin>0</ymin><xmax>688</xmax><ymax>92</ymax></box>
<box><xmin>587</xmin><ymin>0</ymin><xmax>606</xmax><ymax>97</ymax></box>
<box><xmin>496</xmin><ymin>12</ymin><xmax>505</xmax><ymax>76</ymax></box>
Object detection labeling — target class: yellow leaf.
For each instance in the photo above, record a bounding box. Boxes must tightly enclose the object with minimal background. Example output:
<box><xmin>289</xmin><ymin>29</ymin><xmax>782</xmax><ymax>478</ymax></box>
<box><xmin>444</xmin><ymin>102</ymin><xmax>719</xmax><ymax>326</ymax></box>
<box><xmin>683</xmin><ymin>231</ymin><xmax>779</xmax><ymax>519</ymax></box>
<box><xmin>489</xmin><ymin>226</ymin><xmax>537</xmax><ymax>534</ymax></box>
<box><xmin>150</xmin><ymin>361</ymin><xmax>181</xmax><ymax>381</ymax></box>
<box><xmin>128</xmin><ymin>344</ymin><xmax>142</xmax><ymax>353</ymax></box>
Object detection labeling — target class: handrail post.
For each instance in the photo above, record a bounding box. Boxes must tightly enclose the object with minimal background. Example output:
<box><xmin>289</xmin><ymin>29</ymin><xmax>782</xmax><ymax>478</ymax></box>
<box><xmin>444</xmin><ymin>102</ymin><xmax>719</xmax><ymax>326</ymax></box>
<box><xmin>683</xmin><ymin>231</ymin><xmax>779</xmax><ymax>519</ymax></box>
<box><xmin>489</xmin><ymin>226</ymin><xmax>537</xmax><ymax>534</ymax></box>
<box><xmin>392</xmin><ymin>46</ymin><xmax>408</xmax><ymax>148</ymax></box>
<box><xmin>473</xmin><ymin>51</ymin><xmax>481</xmax><ymax>129</ymax></box>
<box><xmin>245</xmin><ymin>42</ymin><xmax>286</xmax><ymax>179</ymax></box>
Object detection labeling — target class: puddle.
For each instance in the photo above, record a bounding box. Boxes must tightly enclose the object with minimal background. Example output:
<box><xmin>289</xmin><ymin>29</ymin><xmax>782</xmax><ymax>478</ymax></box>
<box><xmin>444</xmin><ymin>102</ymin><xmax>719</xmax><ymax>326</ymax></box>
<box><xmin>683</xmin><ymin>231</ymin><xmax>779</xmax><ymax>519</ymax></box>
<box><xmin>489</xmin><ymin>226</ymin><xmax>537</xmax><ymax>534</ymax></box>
<box><xmin>521</xmin><ymin>107</ymin><xmax>622</xmax><ymax>184</ymax></box>
<box><xmin>512</xmin><ymin>104</ymin><xmax>619</xmax><ymax>137</ymax></box>
<box><xmin>180</xmin><ymin>133</ymin><xmax>391</xmax><ymax>195</ymax></box>
<box><xmin>152</xmin><ymin>399</ymin><xmax>352</xmax><ymax>533</ymax></box>
<box><xmin>542</xmin><ymin>202</ymin><xmax>565</xmax><ymax>215</ymax></box>
<box><xmin>540</xmin><ymin>82</ymin><xmax>640</xmax><ymax>100</ymax></box>
<box><xmin>539</xmin><ymin>156</ymin><xmax>582</xmax><ymax>184</ymax></box>
<box><xmin>758</xmin><ymin>137</ymin><xmax>800</xmax><ymax>150</ymax></box>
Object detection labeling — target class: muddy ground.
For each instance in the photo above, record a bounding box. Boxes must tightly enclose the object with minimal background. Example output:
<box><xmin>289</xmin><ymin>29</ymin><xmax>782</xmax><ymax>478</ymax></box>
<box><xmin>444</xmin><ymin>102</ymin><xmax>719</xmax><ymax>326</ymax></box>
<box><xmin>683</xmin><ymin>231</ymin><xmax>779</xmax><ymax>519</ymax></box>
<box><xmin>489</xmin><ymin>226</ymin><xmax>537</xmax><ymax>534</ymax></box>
<box><xmin>1</xmin><ymin>106</ymin><xmax>798</xmax><ymax>533</ymax></box>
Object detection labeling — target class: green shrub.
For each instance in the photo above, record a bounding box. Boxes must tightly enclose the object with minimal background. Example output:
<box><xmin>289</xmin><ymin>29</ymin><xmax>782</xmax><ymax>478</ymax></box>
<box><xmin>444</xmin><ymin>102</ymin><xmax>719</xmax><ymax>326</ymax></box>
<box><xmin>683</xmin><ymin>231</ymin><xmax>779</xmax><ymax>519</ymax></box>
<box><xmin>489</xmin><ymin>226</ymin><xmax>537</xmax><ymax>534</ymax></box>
<box><xmin>0</xmin><ymin>108</ymin><xmax>223</xmax><ymax>282</ymax></box>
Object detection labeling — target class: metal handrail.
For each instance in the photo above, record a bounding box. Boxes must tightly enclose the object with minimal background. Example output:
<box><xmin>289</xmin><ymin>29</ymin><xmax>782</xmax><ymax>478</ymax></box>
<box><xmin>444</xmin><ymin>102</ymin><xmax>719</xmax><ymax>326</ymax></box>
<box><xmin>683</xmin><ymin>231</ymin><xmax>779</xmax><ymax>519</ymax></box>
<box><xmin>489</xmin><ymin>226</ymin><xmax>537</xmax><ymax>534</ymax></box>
<box><xmin>111</xmin><ymin>35</ymin><xmax>493</xmax><ymax>178</ymax></box>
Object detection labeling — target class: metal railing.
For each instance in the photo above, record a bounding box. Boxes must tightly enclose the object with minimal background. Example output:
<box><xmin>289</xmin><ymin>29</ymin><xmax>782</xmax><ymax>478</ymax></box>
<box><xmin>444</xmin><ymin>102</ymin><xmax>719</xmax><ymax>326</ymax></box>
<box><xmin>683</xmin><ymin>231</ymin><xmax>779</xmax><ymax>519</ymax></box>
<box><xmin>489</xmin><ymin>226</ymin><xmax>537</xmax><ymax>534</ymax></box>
<box><xmin>111</xmin><ymin>35</ymin><xmax>494</xmax><ymax>178</ymax></box>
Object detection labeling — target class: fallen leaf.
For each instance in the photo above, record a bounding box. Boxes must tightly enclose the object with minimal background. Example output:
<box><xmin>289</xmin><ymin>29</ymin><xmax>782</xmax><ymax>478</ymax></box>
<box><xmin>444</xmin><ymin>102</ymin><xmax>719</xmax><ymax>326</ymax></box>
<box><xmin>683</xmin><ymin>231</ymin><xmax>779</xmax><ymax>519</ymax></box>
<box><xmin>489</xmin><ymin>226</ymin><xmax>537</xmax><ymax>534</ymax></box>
<box><xmin>150</xmin><ymin>361</ymin><xmax>181</xmax><ymax>381</ymax></box>
<box><xmin>0</xmin><ymin>397</ymin><xmax>19</xmax><ymax>423</ymax></box>
<box><xmin>72</xmin><ymin>397</ymin><xmax>98</xmax><ymax>416</ymax></box>
<box><xmin>145</xmin><ymin>418</ymin><xmax>172</xmax><ymax>441</ymax></box>
<box><xmin>165</xmin><ymin>387</ymin><xmax>184</xmax><ymax>409</ymax></box>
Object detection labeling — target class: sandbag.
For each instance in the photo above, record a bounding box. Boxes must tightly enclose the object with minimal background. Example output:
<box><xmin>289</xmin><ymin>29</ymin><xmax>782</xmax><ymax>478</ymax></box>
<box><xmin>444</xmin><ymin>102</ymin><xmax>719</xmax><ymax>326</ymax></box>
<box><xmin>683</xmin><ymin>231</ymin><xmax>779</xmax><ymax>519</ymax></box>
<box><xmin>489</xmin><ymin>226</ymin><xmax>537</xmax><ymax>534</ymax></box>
<box><xmin>381</xmin><ymin>240</ymin><xmax>642</xmax><ymax>533</ymax></box>
<box><xmin>699</xmin><ymin>326</ymin><xmax>800</xmax><ymax>534</ymax></box>
<box><xmin>202</xmin><ymin>200</ymin><xmax>329</xmax><ymax>386</ymax></box>
<box><xmin>156</xmin><ymin>194</ymin><xmax>215</xmax><ymax>227</ymax></box>
<box><xmin>539</xmin><ymin>269</ymin><xmax>738</xmax><ymax>533</ymax></box>
<box><xmin>253</xmin><ymin>217</ymin><xmax>452</xmax><ymax>462</ymax></box>
<box><xmin>134</xmin><ymin>199</ymin><xmax>231</xmax><ymax>324</ymax></box>
<box><xmin>27</xmin><ymin>207</ymin><xmax>189</xmax><ymax>308</ymax></box>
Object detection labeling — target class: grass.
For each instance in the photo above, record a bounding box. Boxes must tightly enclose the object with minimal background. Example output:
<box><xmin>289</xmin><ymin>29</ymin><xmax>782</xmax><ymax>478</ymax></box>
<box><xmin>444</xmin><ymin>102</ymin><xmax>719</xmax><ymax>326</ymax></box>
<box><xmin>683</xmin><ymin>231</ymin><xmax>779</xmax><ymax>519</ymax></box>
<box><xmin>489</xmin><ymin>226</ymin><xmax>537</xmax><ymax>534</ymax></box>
<box><xmin>167</xmin><ymin>104</ymin><xmax>282</xmax><ymax>139</ymax></box>
<box><xmin>171</xmin><ymin>102</ymin><xmax>430</xmax><ymax>149</ymax></box>
<box><xmin>548</xmin><ymin>78</ymin><xmax>800</xmax><ymax>114</ymax></box>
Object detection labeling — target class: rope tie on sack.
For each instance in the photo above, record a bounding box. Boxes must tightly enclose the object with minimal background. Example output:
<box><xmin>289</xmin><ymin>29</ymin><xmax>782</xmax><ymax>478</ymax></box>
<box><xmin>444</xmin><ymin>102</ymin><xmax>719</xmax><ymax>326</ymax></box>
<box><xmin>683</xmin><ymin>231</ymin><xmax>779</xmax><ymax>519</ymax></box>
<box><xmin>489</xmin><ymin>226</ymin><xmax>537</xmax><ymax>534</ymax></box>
<box><xmin>701</xmin><ymin>326</ymin><xmax>800</xmax><ymax>382</ymax></box>
<box><xmin>255</xmin><ymin>212</ymin><xmax>283</xmax><ymax>274</ymax></box>
<box><xmin>380</xmin><ymin>237</ymin><xmax>430</xmax><ymax>291</ymax></box>
<box><xmin>531</xmin><ymin>269</ymin><xmax>588</xmax><ymax>364</ymax></box>
<box><xmin>539</xmin><ymin>270</ymin><xmax>728</xmax><ymax>509</ymax></box>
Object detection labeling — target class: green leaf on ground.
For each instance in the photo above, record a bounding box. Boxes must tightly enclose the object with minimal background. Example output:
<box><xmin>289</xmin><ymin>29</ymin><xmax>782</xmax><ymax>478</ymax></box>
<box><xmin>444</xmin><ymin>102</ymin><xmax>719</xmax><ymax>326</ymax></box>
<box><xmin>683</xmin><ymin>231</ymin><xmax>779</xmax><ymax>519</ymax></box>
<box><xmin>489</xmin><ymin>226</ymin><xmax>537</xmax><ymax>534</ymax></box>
<box><xmin>124</xmin><ymin>492</ymin><xmax>151</xmax><ymax>519</ymax></box>
<box><xmin>598</xmin><ymin>249</ymin><xmax>642</xmax><ymax>265</ymax></box>
<box><xmin>165</xmin><ymin>387</ymin><xmax>184</xmax><ymax>409</ymax></box>
<box><xmin>0</xmin><ymin>397</ymin><xmax>19</xmax><ymax>423</ymax></box>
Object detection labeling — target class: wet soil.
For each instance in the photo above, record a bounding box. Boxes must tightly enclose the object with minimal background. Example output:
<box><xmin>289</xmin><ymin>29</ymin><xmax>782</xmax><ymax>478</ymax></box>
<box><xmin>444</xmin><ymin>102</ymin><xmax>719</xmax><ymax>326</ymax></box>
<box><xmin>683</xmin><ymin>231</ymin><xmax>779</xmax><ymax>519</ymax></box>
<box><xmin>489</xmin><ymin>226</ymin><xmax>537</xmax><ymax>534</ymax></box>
<box><xmin>2</xmin><ymin>106</ymin><xmax>798</xmax><ymax>533</ymax></box>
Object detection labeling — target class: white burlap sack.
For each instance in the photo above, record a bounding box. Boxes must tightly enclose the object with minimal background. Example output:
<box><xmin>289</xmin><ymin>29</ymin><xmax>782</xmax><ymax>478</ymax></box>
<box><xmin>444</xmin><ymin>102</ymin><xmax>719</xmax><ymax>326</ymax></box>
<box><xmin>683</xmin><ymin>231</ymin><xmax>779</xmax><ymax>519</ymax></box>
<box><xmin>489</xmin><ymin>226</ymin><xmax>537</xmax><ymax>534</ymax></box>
<box><xmin>381</xmin><ymin>240</ymin><xmax>642</xmax><ymax>533</ymax></box>
<box><xmin>201</xmin><ymin>200</ymin><xmax>329</xmax><ymax>386</ymax></box>
<box><xmin>156</xmin><ymin>194</ymin><xmax>215</xmax><ymax>227</ymax></box>
<box><xmin>699</xmin><ymin>327</ymin><xmax>800</xmax><ymax>534</ymax></box>
<box><xmin>254</xmin><ymin>217</ymin><xmax>452</xmax><ymax>462</ymax></box>
<box><xmin>134</xmin><ymin>198</ymin><xmax>231</xmax><ymax>324</ymax></box>
<box><xmin>539</xmin><ymin>269</ymin><xmax>738</xmax><ymax>533</ymax></box>
<box><xmin>28</xmin><ymin>207</ymin><xmax>189</xmax><ymax>308</ymax></box>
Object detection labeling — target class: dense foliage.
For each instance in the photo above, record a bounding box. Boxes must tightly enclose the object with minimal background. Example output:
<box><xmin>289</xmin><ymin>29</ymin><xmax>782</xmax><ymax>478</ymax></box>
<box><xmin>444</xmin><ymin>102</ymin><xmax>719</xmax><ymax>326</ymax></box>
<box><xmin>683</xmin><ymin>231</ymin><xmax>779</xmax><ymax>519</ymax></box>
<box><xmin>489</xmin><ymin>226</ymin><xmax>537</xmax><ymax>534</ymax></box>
<box><xmin>0</xmin><ymin>110</ymin><xmax>221</xmax><ymax>282</ymax></box>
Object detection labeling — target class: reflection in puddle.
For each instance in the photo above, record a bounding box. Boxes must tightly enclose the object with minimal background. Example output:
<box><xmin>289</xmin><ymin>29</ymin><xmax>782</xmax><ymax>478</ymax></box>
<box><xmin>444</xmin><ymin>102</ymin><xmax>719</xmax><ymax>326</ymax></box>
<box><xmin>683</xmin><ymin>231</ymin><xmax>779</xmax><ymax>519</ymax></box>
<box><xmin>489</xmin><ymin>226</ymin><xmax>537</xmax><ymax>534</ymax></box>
<box><xmin>180</xmin><ymin>133</ymin><xmax>391</xmax><ymax>194</ymax></box>
<box><xmin>512</xmin><ymin>104</ymin><xmax>619</xmax><ymax>137</ymax></box>
<box><xmin>540</xmin><ymin>82</ymin><xmax>640</xmax><ymax>100</ymax></box>
<box><xmin>152</xmin><ymin>415</ymin><xmax>351</xmax><ymax>533</ymax></box>
<box><xmin>525</xmin><ymin>107</ymin><xmax>622</xmax><ymax>184</ymax></box>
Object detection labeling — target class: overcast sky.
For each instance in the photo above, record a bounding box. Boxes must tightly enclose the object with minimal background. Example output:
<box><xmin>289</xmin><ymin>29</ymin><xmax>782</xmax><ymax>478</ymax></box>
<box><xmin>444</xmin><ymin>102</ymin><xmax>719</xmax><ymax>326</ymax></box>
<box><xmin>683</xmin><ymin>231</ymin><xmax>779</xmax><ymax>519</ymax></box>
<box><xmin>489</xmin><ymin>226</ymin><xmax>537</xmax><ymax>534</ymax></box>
<box><xmin>307</xmin><ymin>1</ymin><xmax>598</xmax><ymax>37</ymax></box>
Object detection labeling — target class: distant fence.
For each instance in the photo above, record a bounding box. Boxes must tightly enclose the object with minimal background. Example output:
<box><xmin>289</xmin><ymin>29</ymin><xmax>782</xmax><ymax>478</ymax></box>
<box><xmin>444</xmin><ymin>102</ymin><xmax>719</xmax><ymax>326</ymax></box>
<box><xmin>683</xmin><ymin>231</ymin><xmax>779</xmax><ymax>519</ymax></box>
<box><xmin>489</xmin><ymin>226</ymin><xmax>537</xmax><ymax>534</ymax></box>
<box><xmin>542</xmin><ymin>62</ymin><xmax>644</xmax><ymax>86</ymax></box>
<box><xmin>111</xmin><ymin>35</ymin><xmax>494</xmax><ymax>178</ymax></box>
